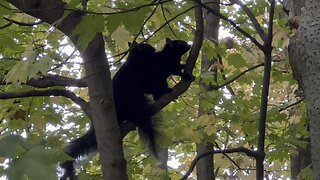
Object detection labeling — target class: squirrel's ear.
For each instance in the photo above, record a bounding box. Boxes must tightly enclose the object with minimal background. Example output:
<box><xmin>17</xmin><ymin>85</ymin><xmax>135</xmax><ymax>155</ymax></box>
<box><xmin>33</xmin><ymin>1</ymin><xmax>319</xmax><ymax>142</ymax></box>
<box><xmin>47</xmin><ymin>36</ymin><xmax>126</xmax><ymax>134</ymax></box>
<box><xmin>165</xmin><ymin>38</ymin><xmax>171</xmax><ymax>43</ymax></box>
<box><xmin>128</xmin><ymin>41</ymin><xmax>138</xmax><ymax>47</ymax></box>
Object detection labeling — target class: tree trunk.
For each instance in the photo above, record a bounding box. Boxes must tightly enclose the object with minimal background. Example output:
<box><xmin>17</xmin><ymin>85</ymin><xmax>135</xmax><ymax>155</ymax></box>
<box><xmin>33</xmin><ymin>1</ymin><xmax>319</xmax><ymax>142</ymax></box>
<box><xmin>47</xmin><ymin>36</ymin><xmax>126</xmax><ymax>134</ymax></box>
<box><xmin>196</xmin><ymin>1</ymin><xmax>219</xmax><ymax>179</ymax></box>
<box><xmin>287</xmin><ymin>0</ymin><xmax>320</xmax><ymax>178</ymax></box>
<box><xmin>82</xmin><ymin>33</ymin><xmax>128</xmax><ymax>180</ymax></box>
<box><xmin>284</xmin><ymin>1</ymin><xmax>312</xmax><ymax>179</ymax></box>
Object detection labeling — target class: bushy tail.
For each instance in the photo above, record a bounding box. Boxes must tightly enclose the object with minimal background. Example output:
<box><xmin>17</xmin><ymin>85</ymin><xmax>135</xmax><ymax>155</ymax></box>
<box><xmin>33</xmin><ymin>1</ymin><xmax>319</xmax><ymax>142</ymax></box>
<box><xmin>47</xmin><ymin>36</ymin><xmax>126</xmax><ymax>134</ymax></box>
<box><xmin>137</xmin><ymin>114</ymin><xmax>163</xmax><ymax>160</ymax></box>
<box><xmin>65</xmin><ymin>127</ymin><xmax>97</xmax><ymax>158</ymax></box>
<box><xmin>60</xmin><ymin>127</ymin><xmax>97</xmax><ymax>180</ymax></box>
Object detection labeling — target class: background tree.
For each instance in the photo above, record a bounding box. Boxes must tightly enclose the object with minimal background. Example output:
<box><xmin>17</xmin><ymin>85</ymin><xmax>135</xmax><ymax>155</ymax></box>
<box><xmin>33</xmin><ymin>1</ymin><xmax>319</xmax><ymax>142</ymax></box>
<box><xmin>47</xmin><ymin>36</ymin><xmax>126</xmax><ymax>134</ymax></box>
<box><xmin>0</xmin><ymin>0</ymin><xmax>314</xmax><ymax>179</ymax></box>
<box><xmin>196</xmin><ymin>0</ymin><xmax>219</xmax><ymax>179</ymax></box>
<box><xmin>286</xmin><ymin>0</ymin><xmax>320</xmax><ymax>179</ymax></box>
<box><xmin>283</xmin><ymin>1</ymin><xmax>311</xmax><ymax>180</ymax></box>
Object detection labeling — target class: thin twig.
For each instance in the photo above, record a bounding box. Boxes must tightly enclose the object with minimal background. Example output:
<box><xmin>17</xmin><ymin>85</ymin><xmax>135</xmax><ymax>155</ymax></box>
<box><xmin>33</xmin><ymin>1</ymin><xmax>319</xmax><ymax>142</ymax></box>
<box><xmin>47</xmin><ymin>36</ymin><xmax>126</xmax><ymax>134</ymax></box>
<box><xmin>112</xmin><ymin>0</ymin><xmax>161</xmax><ymax>66</ymax></box>
<box><xmin>63</xmin><ymin>0</ymin><xmax>172</xmax><ymax>16</ymax></box>
<box><xmin>4</xmin><ymin>17</ymin><xmax>43</xmax><ymax>26</ymax></box>
<box><xmin>160</xmin><ymin>3</ymin><xmax>179</xmax><ymax>38</ymax></box>
<box><xmin>193</xmin><ymin>0</ymin><xmax>264</xmax><ymax>50</ymax></box>
<box><xmin>279</xmin><ymin>98</ymin><xmax>304</xmax><ymax>112</ymax></box>
<box><xmin>181</xmin><ymin>147</ymin><xmax>258</xmax><ymax>180</ymax></box>
<box><xmin>214</xmin><ymin>63</ymin><xmax>265</xmax><ymax>90</ymax></box>
<box><xmin>256</xmin><ymin>0</ymin><xmax>275</xmax><ymax>179</ymax></box>
<box><xmin>235</xmin><ymin>0</ymin><xmax>266</xmax><ymax>41</ymax></box>
<box><xmin>0</xmin><ymin>22</ymin><xmax>12</xmax><ymax>29</ymax></box>
<box><xmin>50</xmin><ymin>49</ymin><xmax>77</xmax><ymax>71</ymax></box>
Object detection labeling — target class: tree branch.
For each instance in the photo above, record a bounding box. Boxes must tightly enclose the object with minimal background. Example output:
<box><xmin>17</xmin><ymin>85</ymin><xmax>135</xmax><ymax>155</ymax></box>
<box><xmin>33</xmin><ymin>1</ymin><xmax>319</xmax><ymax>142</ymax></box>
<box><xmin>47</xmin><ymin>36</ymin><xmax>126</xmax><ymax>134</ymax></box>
<box><xmin>256</xmin><ymin>0</ymin><xmax>275</xmax><ymax>179</ymax></box>
<box><xmin>213</xmin><ymin>63</ymin><xmax>265</xmax><ymax>90</ymax></box>
<box><xmin>181</xmin><ymin>147</ymin><xmax>259</xmax><ymax>180</ymax></box>
<box><xmin>279</xmin><ymin>98</ymin><xmax>304</xmax><ymax>112</ymax></box>
<box><xmin>148</xmin><ymin>1</ymin><xmax>203</xmax><ymax>115</ymax></box>
<box><xmin>0</xmin><ymin>89</ymin><xmax>90</xmax><ymax>116</ymax></box>
<box><xmin>213</xmin><ymin>60</ymin><xmax>283</xmax><ymax>90</ymax></box>
<box><xmin>63</xmin><ymin>0</ymin><xmax>172</xmax><ymax>16</ymax></box>
<box><xmin>0</xmin><ymin>75</ymin><xmax>87</xmax><ymax>88</ymax></box>
<box><xmin>0</xmin><ymin>22</ymin><xmax>12</xmax><ymax>29</ymax></box>
<box><xmin>193</xmin><ymin>0</ymin><xmax>264</xmax><ymax>50</ymax></box>
<box><xmin>234</xmin><ymin>0</ymin><xmax>266</xmax><ymax>41</ymax></box>
<box><xmin>50</xmin><ymin>49</ymin><xmax>77</xmax><ymax>71</ymax></box>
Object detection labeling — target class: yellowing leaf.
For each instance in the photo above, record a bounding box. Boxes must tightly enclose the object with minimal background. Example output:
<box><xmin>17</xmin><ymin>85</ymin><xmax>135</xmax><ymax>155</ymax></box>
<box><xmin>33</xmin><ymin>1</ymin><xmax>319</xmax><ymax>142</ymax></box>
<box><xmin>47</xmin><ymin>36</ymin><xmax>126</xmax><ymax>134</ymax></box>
<box><xmin>182</xmin><ymin>128</ymin><xmax>194</xmax><ymax>139</ymax></box>
<box><xmin>197</xmin><ymin>114</ymin><xmax>216</xmax><ymax>126</ymax></box>
<box><xmin>21</xmin><ymin>44</ymin><xmax>37</xmax><ymax>63</ymax></box>
<box><xmin>111</xmin><ymin>27</ymin><xmax>132</xmax><ymax>50</ymax></box>
<box><xmin>51</xmin><ymin>97</ymin><xmax>65</xmax><ymax>104</ymax></box>
<box><xmin>30</xmin><ymin>115</ymin><xmax>46</xmax><ymax>130</ymax></box>
<box><xmin>5</xmin><ymin>61</ymin><xmax>29</xmax><ymax>86</ymax></box>
<box><xmin>204</xmin><ymin>125</ymin><xmax>216</xmax><ymax>136</ymax></box>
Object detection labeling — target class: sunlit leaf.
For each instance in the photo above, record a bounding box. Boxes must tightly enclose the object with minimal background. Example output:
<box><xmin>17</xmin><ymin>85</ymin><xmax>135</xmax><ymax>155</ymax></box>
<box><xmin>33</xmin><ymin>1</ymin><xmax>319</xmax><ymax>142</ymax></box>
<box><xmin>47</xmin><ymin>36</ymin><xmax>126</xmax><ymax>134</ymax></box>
<box><xmin>72</xmin><ymin>15</ymin><xmax>105</xmax><ymax>49</ymax></box>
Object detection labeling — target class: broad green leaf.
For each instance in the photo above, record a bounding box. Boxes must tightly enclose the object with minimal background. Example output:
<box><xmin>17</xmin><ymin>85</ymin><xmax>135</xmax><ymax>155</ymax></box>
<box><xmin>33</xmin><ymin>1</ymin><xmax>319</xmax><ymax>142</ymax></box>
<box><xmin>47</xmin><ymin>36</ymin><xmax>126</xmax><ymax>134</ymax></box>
<box><xmin>72</xmin><ymin>15</ymin><xmax>105</xmax><ymax>49</ymax></box>
<box><xmin>122</xmin><ymin>7</ymin><xmax>152</xmax><ymax>34</ymax></box>
<box><xmin>202</xmin><ymin>40</ymin><xmax>218</xmax><ymax>59</ymax></box>
<box><xmin>106</xmin><ymin>13</ymin><xmax>123</xmax><ymax>34</ymax></box>
<box><xmin>6</xmin><ymin>145</ymin><xmax>67</xmax><ymax>180</ymax></box>
<box><xmin>299</xmin><ymin>166</ymin><xmax>313</xmax><ymax>180</ymax></box>
<box><xmin>0</xmin><ymin>35</ymin><xmax>15</xmax><ymax>49</ymax></box>
<box><xmin>8</xmin><ymin>119</ymin><xmax>28</xmax><ymax>130</ymax></box>
<box><xmin>68</xmin><ymin>0</ymin><xmax>82</xmax><ymax>8</ymax></box>
<box><xmin>28</xmin><ymin>56</ymin><xmax>53</xmax><ymax>78</ymax></box>
<box><xmin>106</xmin><ymin>6</ymin><xmax>152</xmax><ymax>35</ymax></box>
<box><xmin>5</xmin><ymin>61</ymin><xmax>29</xmax><ymax>86</ymax></box>
<box><xmin>227</xmin><ymin>53</ymin><xmax>247</xmax><ymax>68</ymax></box>
<box><xmin>0</xmin><ymin>2</ymin><xmax>13</xmax><ymax>17</ymax></box>
<box><xmin>0</xmin><ymin>135</ymin><xmax>24</xmax><ymax>158</ymax></box>
<box><xmin>200</xmin><ymin>71</ymin><xmax>214</xmax><ymax>85</ymax></box>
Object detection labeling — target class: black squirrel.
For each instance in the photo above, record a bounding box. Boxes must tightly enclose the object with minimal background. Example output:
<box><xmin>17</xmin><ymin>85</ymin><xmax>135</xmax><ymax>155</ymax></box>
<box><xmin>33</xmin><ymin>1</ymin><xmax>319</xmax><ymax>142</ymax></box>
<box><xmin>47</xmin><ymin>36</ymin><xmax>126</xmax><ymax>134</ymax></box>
<box><xmin>60</xmin><ymin>39</ymin><xmax>190</xmax><ymax>179</ymax></box>
<box><xmin>60</xmin><ymin>42</ymin><xmax>156</xmax><ymax>180</ymax></box>
<box><xmin>144</xmin><ymin>38</ymin><xmax>191</xmax><ymax>100</ymax></box>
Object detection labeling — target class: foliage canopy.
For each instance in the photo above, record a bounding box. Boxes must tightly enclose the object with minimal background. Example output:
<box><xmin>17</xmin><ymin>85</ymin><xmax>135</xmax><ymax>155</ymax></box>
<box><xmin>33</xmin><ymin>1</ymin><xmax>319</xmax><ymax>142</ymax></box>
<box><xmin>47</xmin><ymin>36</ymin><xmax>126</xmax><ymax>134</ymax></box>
<box><xmin>0</xmin><ymin>0</ymin><xmax>309</xmax><ymax>179</ymax></box>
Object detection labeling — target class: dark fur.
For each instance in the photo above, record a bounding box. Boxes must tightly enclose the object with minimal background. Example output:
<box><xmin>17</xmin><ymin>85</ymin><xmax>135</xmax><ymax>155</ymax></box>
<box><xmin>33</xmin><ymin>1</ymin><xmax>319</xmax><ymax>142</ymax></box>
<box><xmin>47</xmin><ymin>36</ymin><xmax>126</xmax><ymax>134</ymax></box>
<box><xmin>144</xmin><ymin>38</ymin><xmax>191</xmax><ymax>99</ymax></box>
<box><xmin>60</xmin><ymin>39</ymin><xmax>190</xmax><ymax>179</ymax></box>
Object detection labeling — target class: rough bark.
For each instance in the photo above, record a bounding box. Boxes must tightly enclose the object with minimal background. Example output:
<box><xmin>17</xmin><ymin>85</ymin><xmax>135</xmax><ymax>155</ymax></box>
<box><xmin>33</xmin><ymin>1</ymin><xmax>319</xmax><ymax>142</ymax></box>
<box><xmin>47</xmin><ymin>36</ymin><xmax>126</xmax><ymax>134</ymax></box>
<box><xmin>196</xmin><ymin>0</ymin><xmax>219</xmax><ymax>179</ymax></box>
<box><xmin>6</xmin><ymin>1</ymin><xmax>127</xmax><ymax>179</ymax></box>
<box><xmin>288</xmin><ymin>0</ymin><xmax>320</xmax><ymax>178</ymax></box>
<box><xmin>284</xmin><ymin>1</ymin><xmax>312</xmax><ymax>179</ymax></box>
<box><xmin>82</xmin><ymin>33</ymin><xmax>127</xmax><ymax>180</ymax></box>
